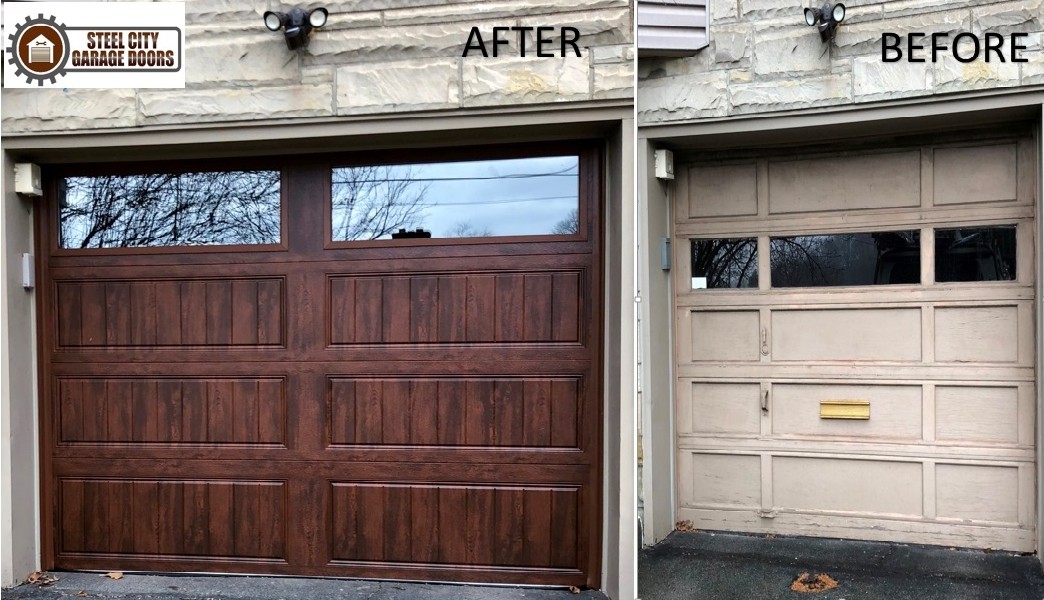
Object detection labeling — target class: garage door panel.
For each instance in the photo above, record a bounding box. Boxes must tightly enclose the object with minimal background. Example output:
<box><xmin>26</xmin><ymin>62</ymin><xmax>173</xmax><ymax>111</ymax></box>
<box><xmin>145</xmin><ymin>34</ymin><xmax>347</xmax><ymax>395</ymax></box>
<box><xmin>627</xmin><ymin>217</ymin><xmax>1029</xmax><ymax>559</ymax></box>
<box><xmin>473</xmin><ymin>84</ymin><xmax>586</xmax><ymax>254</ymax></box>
<box><xmin>681</xmin><ymin>382</ymin><xmax>761</xmax><ymax>435</ymax></box>
<box><xmin>773</xmin><ymin>457</ymin><xmax>923</xmax><ymax>517</ymax></box>
<box><xmin>681</xmin><ymin>452</ymin><xmax>761</xmax><ymax>509</ymax></box>
<box><xmin>934</xmin><ymin>305</ymin><xmax>1022</xmax><ymax>363</ymax></box>
<box><xmin>687</xmin><ymin>310</ymin><xmax>761</xmax><ymax>362</ymax></box>
<box><xmin>56</xmin><ymin>277</ymin><xmax>286</xmax><ymax>349</ymax></box>
<box><xmin>933</xmin><ymin>144</ymin><xmax>1018</xmax><ymax>206</ymax></box>
<box><xmin>57</xmin><ymin>478</ymin><xmax>288</xmax><ymax>561</ymax></box>
<box><xmin>328</xmin><ymin>483</ymin><xmax>579</xmax><ymax>570</ymax></box>
<box><xmin>771</xmin><ymin>308</ymin><xmax>922</xmax><ymax>362</ymax></box>
<box><xmin>328</xmin><ymin>270</ymin><xmax>583</xmax><ymax>346</ymax></box>
<box><xmin>687</xmin><ymin>163</ymin><xmax>758</xmax><ymax>218</ymax></box>
<box><xmin>935</xmin><ymin>464</ymin><xmax>1020</xmax><ymax>524</ymax></box>
<box><xmin>767</xmin><ymin>151</ymin><xmax>921</xmax><ymax>215</ymax></box>
<box><xmin>327</xmin><ymin>376</ymin><xmax>581</xmax><ymax>449</ymax></box>
<box><xmin>935</xmin><ymin>386</ymin><xmax>1024</xmax><ymax>445</ymax></box>
<box><xmin>56</xmin><ymin>376</ymin><xmax>287</xmax><ymax>446</ymax></box>
<box><xmin>771</xmin><ymin>384</ymin><xmax>922</xmax><ymax>440</ymax></box>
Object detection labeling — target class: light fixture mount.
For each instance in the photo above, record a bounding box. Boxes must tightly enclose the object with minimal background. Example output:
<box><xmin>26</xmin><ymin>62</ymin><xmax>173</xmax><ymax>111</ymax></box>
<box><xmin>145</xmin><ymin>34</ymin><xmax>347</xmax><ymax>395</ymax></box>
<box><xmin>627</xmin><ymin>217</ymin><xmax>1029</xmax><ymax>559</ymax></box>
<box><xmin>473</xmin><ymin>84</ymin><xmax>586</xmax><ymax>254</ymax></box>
<box><xmin>263</xmin><ymin>6</ymin><xmax>329</xmax><ymax>50</ymax></box>
<box><xmin>803</xmin><ymin>1</ymin><xmax>845</xmax><ymax>41</ymax></box>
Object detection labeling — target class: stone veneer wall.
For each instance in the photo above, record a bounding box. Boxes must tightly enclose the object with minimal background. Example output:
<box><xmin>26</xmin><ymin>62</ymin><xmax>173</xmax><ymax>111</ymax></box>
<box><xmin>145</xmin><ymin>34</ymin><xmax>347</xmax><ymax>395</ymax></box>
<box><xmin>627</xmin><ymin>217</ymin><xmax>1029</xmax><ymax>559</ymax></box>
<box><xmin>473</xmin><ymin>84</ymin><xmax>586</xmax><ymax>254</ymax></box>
<box><xmin>2</xmin><ymin>0</ymin><xmax>633</xmax><ymax>133</ymax></box>
<box><xmin>638</xmin><ymin>0</ymin><xmax>1042</xmax><ymax>124</ymax></box>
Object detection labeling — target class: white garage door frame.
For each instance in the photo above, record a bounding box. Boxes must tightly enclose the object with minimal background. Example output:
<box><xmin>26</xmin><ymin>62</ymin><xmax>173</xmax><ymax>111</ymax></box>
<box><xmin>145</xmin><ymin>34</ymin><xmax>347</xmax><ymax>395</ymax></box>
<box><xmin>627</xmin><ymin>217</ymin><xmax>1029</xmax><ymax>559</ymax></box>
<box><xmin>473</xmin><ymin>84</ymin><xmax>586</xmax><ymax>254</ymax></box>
<box><xmin>637</xmin><ymin>91</ymin><xmax>1044</xmax><ymax>562</ymax></box>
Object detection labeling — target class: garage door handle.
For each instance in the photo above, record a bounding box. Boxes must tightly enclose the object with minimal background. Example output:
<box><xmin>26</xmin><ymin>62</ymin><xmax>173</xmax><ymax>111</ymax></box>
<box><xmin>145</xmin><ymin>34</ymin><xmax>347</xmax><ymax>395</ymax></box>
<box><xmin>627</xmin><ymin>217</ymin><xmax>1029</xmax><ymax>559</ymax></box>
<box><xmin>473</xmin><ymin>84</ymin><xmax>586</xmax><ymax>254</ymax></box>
<box><xmin>760</xmin><ymin>327</ymin><xmax>769</xmax><ymax>356</ymax></box>
<box><xmin>762</xmin><ymin>389</ymin><xmax>769</xmax><ymax>413</ymax></box>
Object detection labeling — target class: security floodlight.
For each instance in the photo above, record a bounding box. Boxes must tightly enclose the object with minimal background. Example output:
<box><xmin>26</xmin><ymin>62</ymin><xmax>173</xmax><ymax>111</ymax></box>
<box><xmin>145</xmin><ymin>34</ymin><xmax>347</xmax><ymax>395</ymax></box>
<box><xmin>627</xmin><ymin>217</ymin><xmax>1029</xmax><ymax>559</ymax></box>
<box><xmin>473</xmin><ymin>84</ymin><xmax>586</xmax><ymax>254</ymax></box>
<box><xmin>803</xmin><ymin>2</ymin><xmax>845</xmax><ymax>41</ymax></box>
<box><xmin>308</xmin><ymin>7</ymin><xmax>328</xmax><ymax>27</ymax></box>
<box><xmin>803</xmin><ymin>7</ymin><xmax>820</xmax><ymax>26</ymax></box>
<box><xmin>831</xmin><ymin>3</ymin><xmax>845</xmax><ymax>22</ymax></box>
<box><xmin>262</xmin><ymin>7</ymin><xmax>328</xmax><ymax>50</ymax></box>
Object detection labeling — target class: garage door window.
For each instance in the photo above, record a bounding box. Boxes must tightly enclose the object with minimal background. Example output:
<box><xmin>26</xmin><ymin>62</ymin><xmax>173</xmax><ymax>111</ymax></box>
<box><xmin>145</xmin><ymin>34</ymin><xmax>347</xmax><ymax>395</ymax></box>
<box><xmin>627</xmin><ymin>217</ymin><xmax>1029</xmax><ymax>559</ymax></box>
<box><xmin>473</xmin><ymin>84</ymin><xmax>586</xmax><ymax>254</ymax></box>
<box><xmin>690</xmin><ymin>238</ymin><xmax>758</xmax><ymax>289</ymax></box>
<box><xmin>935</xmin><ymin>225</ymin><xmax>1017</xmax><ymax>282</ymax></box>
<box><xmin>331</xmin><ymin>156</ymin><xmax>579</xmax><ymax>241</ymax></box>
<box><xmin>770</xmin><ymin>231</ymin><xmax>921</xmax><ymax>287</ymax></box>
<box><xmin>58</xmin><ymin>170</ymin><xmax>282</xmax><ymax>249</ymax></box>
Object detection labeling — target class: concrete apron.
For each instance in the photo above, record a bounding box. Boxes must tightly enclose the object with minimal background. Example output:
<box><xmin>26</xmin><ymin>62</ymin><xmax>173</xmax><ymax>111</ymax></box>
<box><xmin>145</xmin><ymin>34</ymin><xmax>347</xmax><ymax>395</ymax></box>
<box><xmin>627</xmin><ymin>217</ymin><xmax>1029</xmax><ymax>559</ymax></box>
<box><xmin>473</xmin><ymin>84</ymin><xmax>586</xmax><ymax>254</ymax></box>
<box><xmin>3</xmin><ymin>573</ymin><xmax>608</xmax><ymax>600</ymax></box>
<box><xmin>640</xmin><ymin>531</ymin><xmax>1044</xmax><ymax>600</ymax></box>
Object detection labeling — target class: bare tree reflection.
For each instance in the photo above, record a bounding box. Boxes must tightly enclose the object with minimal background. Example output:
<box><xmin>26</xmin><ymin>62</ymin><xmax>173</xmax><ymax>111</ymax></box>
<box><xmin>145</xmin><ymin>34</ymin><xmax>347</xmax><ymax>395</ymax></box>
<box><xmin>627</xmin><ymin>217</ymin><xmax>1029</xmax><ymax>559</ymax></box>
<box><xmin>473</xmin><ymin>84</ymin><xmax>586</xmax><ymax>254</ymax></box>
<box><xmin>450</xmin><ymin>221</ymin><xmax>493</xmax><ymax>237</ymax></box>
<box><xmin>551</xmin><ymin>209</ymin><xmax>579</xmax><ymax>235</ymax></box>
<box><xmin>692</xmin><ymin>238</ymin><xmax>758</xmax><ymax>288</ymax></box>
<box><xmin>332</xmin><ymin>166</ymin><xmax>430</xmax><ymax>241</ymax></box>
<box><xmin>60</xmin><ymin>171</ymin><xmax>281</xmax><ymax>248</ymax></box>
<box><xmin>771</xmin><ymin>231</ymin><xmax>920</xmax><ymax>287</ymax></box>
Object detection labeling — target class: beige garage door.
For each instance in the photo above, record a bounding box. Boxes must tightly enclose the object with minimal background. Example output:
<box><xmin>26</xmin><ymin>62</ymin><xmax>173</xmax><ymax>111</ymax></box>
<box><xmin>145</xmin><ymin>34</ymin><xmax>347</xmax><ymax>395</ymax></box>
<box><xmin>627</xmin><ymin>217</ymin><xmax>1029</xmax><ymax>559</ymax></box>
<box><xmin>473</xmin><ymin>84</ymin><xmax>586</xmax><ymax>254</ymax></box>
<box><xmin>673</xmin><ymin>134</ymin><xmax>1037</xmax><ymax>550</ymax></box>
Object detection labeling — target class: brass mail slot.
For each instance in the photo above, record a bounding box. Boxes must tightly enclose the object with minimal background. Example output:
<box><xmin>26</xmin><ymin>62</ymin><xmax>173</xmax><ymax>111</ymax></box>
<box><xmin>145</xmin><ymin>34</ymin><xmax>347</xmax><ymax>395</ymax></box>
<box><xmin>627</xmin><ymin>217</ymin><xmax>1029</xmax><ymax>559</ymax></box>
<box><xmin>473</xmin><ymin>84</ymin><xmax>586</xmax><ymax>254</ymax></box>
<box><xmin>820</xmin><ymin>400</ymin><xmax>870</xmax><ymax>420</ymax></box>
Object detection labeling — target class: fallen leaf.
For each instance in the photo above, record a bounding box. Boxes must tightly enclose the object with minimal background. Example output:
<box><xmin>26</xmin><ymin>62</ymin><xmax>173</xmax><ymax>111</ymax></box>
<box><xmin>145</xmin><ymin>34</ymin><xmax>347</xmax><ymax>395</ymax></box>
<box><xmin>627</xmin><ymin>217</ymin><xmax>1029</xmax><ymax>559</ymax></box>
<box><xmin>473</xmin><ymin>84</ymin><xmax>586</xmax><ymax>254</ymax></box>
<box><xmin>77</xmin><ymin>591</ymin><xmax>88</xmax><ymax>597</ymax></box>
<box><xmin>790</xmin><ymin>572</ymin><xmax>838</xmax><ymax>593</ymax></box>
<box><xmin>674</xmin><ymin>520</ymin><xmax>696</xmax><ymax>532</ymax></box>
<box><xmin>104</xmin><ymin>572</ymin><xmax>124</xmax><ymax>580</ymax></box>
<box><xmin>568</xmin><ymin>586</ymin><xmax>581</xmax><ymax>594</ymax></box>
<box><xmin>25</xmin><ymin>571</ymin><xmax>59</xmax><ymax>586</ymax></box>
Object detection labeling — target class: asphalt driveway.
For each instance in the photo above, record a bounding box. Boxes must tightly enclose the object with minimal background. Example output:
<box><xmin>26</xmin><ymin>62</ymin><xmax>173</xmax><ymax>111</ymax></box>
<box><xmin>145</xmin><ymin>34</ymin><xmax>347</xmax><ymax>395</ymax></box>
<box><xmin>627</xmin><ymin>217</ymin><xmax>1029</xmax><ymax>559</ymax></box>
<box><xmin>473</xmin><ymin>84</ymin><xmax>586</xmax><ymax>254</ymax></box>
<box><xmin>640</xmin><ymin>530</ymin><xmax>1044</xmax><ymax>600</ymax></box>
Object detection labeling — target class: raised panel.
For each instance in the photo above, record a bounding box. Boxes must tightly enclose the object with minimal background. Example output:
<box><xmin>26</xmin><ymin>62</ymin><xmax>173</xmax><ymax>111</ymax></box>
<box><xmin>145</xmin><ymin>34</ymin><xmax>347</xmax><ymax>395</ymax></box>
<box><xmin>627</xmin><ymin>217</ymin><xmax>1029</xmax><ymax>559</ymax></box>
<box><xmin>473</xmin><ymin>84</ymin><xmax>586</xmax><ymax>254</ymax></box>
<box><xmin>773</xmin><ymin>457</ymin><xmax>922</xmax><ymax>517</ymax></box>
<box><xmin>58</xmin><ymin>479</ymin><xmax>286</xmax><ymax>560</ymax></box>
<box><xmin>329</xmin><ymin>483</ymin><xmax>579</xmax><ymax>569</ymax></box>
<box><xmin>933</xmin><ymin>144</ymin><xmax>1018</xmax><ymax>205</ymax></box>
<box><xmin>935</xmin><ymin>306</ymin><xmax>1019</xmax><ymax>363</ymax></box>
<box><xmin>57</xmin><ymin>377</ymin><xmax>286</xmax><ymax>445</ymax></box>
<box><xmin>688</xmin><ymin>163</ymin><xmax>758</xmax><ymax>218</ymax></box>
<box><xmin>768</xmin><ymin>151</ymin><xmax>921</xmax><ymax>214</ymax></box>
<box><xmin>772</xmin><ymin>308</ymin><xmax>922</xmax><ymax>362</ymax></box>
<box><xmin>936</xmin><ymin>386</ymin><xmax>1020</xmax><ymax>444</ymax></box>
<box><xmin>55</xmin><ymin>278</ymin><xmax>285</xmax><ymax>348</ymax></box>
<box><xmin>327</xmin><ymin>377</ymin><xmax>580</xmax><ymax>448</ymax></box>
<box><xmin>682</xmin><ymin>382</ymin><xmax>761</xmax><ymax>435</ymax></box>
<box><xmin>772</xmin><ymin>384</ymin><xmax>921</xmax><ymax>440</ymax></box>
<box><xmin>690</xmin><ymin>311</ymin><xmax>760</xmax><ymax>362</ymax></box>
<box><xmin>328</xmin><ymin>271</ymin><xmax>582</xmax><ymax>345</ymax></box>
<box><xmin>936</xmin><ymin>464</ymin><xmax>1019</xmax><ymax>523</ymax></box>
<box><xmin>682</xmin><ymin>453</ymin><xmax>761</xmax><ymax>509</ymax></box>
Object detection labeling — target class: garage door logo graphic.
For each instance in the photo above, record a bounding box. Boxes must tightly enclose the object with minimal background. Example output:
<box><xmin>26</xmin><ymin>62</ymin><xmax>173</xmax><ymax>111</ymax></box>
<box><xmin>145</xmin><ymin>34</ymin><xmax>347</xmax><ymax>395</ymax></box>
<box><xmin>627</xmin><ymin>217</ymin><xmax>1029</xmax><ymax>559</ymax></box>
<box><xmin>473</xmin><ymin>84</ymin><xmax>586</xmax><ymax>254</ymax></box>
<box><xmin>6</xmin><ymin>14</ymin><xmax>70</xmax><ymax>85</ymax></box>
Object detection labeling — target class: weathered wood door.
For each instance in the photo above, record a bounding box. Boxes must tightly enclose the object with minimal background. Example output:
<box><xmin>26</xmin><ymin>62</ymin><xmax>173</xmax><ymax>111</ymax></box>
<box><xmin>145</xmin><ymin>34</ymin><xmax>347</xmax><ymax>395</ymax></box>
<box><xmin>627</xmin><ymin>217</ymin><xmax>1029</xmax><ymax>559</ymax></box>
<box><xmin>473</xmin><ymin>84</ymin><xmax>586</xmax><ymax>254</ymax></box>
<box><xmin>39</xmin><ymin>144</ymin><xmax>603</xmax><ymax>586</ymax></box>
<box><xmin>673</xmin><ymin>134</ymin><xmax>1036</xmax><ymax>550</ymax></box>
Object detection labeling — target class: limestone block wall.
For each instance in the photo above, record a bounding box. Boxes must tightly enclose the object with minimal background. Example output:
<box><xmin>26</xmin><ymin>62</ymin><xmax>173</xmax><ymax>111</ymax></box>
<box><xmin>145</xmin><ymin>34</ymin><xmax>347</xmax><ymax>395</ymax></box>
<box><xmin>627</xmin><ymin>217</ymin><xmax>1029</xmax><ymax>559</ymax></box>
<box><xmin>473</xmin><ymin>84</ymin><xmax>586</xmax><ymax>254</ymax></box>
<box><xmin>2</xmin><ymin>0</ymin><xmax>634</xmax><ymax>133</ymax></box>
<box><xmin>638</xmin><ymin>0</ymin><xmax>1042</xmax><ymax>123</ymax></box>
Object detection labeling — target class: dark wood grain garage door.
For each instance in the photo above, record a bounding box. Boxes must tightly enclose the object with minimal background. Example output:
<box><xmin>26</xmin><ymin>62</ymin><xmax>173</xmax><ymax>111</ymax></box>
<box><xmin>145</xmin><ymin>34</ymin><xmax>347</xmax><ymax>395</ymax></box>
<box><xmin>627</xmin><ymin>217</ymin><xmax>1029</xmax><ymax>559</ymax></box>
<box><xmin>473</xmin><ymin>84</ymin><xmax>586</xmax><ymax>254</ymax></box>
<box><xmin>38</xmin><ymin>144</ymin><xmax>602</xmax><ymax>587</ymax></box>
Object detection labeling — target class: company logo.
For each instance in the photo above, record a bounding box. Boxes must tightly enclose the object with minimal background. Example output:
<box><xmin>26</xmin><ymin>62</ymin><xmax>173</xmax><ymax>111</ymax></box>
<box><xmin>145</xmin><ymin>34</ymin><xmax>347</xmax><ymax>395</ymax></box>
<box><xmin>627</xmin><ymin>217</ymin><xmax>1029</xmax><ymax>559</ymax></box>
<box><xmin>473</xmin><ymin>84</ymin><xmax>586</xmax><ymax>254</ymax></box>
<box><xmin>3</xmin><ymin>2</ymin><xmax>184</xmax><ymax>89</ymax></box>
<box><xmin>8</xmin><ymin>14</ymin><xmax>69</xmax><ymax>85</ymax></box>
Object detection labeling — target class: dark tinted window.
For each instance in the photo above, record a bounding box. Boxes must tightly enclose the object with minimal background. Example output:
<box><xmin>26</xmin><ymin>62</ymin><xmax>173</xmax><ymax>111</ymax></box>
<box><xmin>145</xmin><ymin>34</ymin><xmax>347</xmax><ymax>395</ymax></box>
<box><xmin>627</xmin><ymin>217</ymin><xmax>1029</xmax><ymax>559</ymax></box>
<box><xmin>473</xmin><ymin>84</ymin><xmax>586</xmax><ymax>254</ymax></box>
<box><xmin>690</xmin><ymin>238</ymin><xmax>758</xmax><ymax>289</ymax></box>
<box><xmin>935</xmin><ymin>226</ymin><xmax>1016</xmax><ymax>282</ymax></box>
<box><xmin>59</xmin><ymin>170</ymin><xmax>281</xmax><ymax>249</ymax></box>
<box><xmin>770</xmin><ymin>231</ymin><xmax>921</xmax><ymax>287</ymax></box>
<box><xmin>331</xmin><ymin>156</ymin><xmax>579</xmax><ymax>241</ymax></box>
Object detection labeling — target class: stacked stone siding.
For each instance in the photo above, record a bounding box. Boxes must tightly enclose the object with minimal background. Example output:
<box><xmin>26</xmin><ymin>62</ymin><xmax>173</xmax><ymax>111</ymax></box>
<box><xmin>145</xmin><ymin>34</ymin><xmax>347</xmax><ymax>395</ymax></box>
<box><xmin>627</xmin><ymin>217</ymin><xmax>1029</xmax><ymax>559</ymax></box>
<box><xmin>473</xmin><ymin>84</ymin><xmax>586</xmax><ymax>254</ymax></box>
<box><xmin>638</xmin><ymin>0</ymin><xmax>1042</xmax><ymax>123</ymax></box>
<box><xmin>2</xmin><ymin>0</ymin><xmax>634</xmax><ymax>133</ymax></box>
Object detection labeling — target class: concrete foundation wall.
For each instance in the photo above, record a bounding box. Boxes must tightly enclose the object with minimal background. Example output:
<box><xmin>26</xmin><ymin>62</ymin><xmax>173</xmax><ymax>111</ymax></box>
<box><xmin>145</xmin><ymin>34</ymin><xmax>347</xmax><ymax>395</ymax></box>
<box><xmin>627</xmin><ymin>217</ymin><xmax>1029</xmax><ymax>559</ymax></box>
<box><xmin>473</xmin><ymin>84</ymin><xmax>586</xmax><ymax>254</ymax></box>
<box><xmin>638</xmin><ymin>0</ymin><xmax>1042</xmax><ymax>123</ymax></box>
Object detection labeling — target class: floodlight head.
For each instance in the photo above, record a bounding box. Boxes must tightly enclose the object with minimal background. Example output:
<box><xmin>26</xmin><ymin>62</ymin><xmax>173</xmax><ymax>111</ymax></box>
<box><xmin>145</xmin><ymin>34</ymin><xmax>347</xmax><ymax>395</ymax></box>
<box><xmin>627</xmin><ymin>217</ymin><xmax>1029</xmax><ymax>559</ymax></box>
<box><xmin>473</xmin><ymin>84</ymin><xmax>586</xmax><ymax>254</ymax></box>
<box><xmin>262</xmin><ymin>6</ymin><xmax>328</xmax><ymax>50</ymax></box>
<box><xmin>803</xmin><ymin>2</ymin><xmax>845</xmax><ymax>41</ymax></box>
